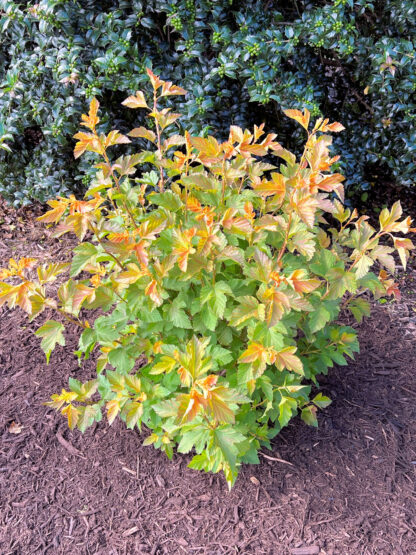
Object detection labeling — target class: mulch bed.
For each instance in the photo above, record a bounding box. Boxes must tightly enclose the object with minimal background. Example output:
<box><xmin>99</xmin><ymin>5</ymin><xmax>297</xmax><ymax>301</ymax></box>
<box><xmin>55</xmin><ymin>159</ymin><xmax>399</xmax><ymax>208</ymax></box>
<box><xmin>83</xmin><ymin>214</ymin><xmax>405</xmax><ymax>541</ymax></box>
<box><xmin>1</xmin><ymin>206</ymin><xmax>416</xmax><ymax>554</ymax></box>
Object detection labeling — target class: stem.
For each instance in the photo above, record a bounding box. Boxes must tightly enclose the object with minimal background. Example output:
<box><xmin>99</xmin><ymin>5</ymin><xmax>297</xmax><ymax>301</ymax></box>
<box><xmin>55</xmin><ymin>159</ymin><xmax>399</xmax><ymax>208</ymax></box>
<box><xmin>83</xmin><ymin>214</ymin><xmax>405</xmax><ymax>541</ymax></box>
<box><xmin>58</xmin><ymin>308</ymin><xmax>87</xmax><ymax>329</ymax></box>
<box><xmin>276</xmin><ymin>211</ymin><xmax>293</xmax><ymax>265</ymax></box>
<box><xmin>221</xmin><ymin>158</ymin><xmax>226</xmax><ymax>205</ymax></box>
<box><xmin>348</xmin><ymin>231</ymin><xmax>384</xmax><ymax>271</ymax></box>
<box><xmin>102</xmin><ymin>150</ymin><xmax>139</xmax><ymax>230</ymax></box>
<box><xmin>89</xmin><ymin>223</ymin><xmax>125</xmax><ymax>270</ymax></box>
<box><xmin>153</xmin><ymin>91</ymin><xmax>165</xmax><ymax>193</ymax></box>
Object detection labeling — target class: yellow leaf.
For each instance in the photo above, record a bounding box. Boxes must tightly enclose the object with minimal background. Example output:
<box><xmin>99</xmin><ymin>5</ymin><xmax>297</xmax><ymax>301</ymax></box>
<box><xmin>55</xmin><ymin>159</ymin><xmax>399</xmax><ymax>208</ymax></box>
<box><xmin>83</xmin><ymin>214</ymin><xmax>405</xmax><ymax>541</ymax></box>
<box><xmin>128</xmin><ymin>127</ymin><xmax>156</xmax><ymax>142</ymax></box>
<box><xmin>252</xmin><ymin>172</ymin><xmax>286</xmax><ymax>203</ymax></box>
<box><xmin>122</xmin><ymin>91</ymin><xmax>149</xmax><ymax>109</ymax></box>
<box><xmin>37</xmin><ymin>198</ymin><xmax>68</xmax><ymax>224</ymax></box>
<box><xmin>393</xmin><ymin>237</ymin><xmax>415</xmax><ymax>270</ymax></box>
<box><xmin>379</xmin><ymin>201</ymin><xmax>402</xmax><ymax>231</ymax></box>
<box><xmin>115</xmin><ymin>263</ymin><xmax>148</xmax><ymax>285</ymax></box>
<box><xmin>61</xmin><ymin>404</ymin><xmax>79</xmax><ymax>430</ymax></box>
<box><xmin>106</xmin><ymin>399</ymin><xmax>121</xmax><ymax>425</ymax></box>
<box><xmin>172</xmin><ymin>228</ymin><xmax>196</xmax><ymax>272</ymax></box>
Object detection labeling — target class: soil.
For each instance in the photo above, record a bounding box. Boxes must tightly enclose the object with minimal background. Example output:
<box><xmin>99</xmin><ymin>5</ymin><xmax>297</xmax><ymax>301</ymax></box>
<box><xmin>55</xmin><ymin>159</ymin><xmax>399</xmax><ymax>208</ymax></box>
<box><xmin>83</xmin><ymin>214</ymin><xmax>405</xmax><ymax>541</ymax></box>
<box><xmin>1</xmin><ymin>204</ymin><xmax>416</xmax><ymax>554</ymax></box>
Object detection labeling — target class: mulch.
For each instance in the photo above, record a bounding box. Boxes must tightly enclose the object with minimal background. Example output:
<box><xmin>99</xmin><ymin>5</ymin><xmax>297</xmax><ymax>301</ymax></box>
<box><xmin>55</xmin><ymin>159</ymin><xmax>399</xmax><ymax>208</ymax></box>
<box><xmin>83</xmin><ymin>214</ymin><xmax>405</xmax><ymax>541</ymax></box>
<box><xmin>1</xmin><ymin>202</ymin><xmax>416</xmax><ymax>554</ymax></box>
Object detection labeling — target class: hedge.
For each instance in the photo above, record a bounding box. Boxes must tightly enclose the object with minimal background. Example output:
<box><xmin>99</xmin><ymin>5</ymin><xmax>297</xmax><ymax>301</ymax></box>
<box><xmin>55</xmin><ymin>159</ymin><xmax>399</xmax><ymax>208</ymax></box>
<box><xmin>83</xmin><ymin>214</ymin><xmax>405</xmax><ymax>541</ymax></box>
<box><xmin>0</xmin><ymin>0</ymin><xmax>415</xmax><ymax>205</ymax></box>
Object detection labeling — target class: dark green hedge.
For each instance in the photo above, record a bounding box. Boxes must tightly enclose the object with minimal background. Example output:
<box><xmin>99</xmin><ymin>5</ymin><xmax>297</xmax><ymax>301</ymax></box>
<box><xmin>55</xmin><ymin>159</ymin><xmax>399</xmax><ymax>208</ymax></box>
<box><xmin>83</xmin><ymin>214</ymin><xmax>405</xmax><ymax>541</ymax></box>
<box><xmin>0</xmin><ymin>0</ymin><xmax>415</xmax><ymax>205</ymax></box>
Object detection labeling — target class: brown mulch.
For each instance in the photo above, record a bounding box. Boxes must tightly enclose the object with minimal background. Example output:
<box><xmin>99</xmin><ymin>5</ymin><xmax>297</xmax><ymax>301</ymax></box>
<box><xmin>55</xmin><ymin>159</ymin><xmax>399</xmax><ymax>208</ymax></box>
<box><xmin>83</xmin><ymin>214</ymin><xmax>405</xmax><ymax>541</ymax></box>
<box><xmin>1</xmin><ymin>209</ymin><xmax>416</xmax><ymax>554</ymax></box>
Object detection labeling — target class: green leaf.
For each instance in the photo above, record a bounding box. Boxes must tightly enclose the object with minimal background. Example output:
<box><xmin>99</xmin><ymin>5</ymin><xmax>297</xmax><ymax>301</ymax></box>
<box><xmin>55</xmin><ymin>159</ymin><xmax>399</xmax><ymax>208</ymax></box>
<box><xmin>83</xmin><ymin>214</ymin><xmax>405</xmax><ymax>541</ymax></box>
<box><xmin>153</xmin><ymin>396</ymin><xmax>180</xmax><ymax>417</ymax></box>
<box><xmin>70</xmin><ymin>243</ymin><xmax>99</xmax><ymax>277</ymax></box>
<box><xmin>349</xmin><ymin>298</ymin><xmax>371</xmax><ymax>323</ymax></box>
<box><xmin>229</xmin><ymin>296</ymin><xmax>264</xmax><ymax>328</ymax></box>
<box><xmin>301</xmin><ymin>405</ymin><xmax>318</xmax><ymax>427</ymax></box>
<box><xmin>35</xmin><ymin>320</ymin><xmax>65</xmax><ymax>363</ymax></box>
<box><xmin>278</xmin><ymin>396</ymin><xmax>297</xmax><ymax>428</ymax></box>
<box><xmin>77</xmin><ymin>404</ymin><xmax>101</xmax><ymax>433</ymax></box>
<box><xmin>149</xmin><ymin>191</ymin><xmax>183</xmax><ymax>211</ymax></box>
<box><xmin>178</xmin><ymin>424</ymin><xmax>211</xmax><ymax>454</ymax></box>
<box><xmin>210</xmin><ymin>345</ymin><xmax>233</xmax><ymax>365</ymax></box>
<box><xmin>258</xmin><ymin>375</ymin><xmax>273</xmax><ymax>401</ymax></box>
<box><xmin>167</xmin><ymin>299</ymin><xmax>192</xmax><ymax>329</ymax></box>
<box><xmin>327</xmin><ymin>270</ymin><xmax>357</xmax><ymax>300</ymax></box>
<box><xmin>310</xmin><ymin>249</ymin><xmax>338</xmax><ymax>277</ymax></box>
<box><xmin>108</xmin><ymin>348</ymin><xmax>135</xmax><ymax>373</ymax></box>
<box><xmin>124</xmin><ymin>401</ymin><xmax>143</xmax><ymax>429</ymax></box>
<box><xmin>312</xmin><ymin>393</ymin><xmax>332</xmax><ymax>409</ymax></box>
<box><xmin>213</xmin><ymin>426</ymin><xmax>246</xmax><ymax>474</ymax></box>
<box><xmin>188</xmin><ymin>451</ymin><xmax>210</xmax><ymax>471</ymax></box>
<box><xmin>150</xmin><ymin>355</ymin><xmax>177</xmax><ymax>375</ymax></box>
<box><xmin>309</xmin><ymin>305</ymin><xmax>331</xmax><ymax>333</ymax></box>
<box><xmin>201</xmin><ymin>305</ymin><xmax>218</xmax><ymax>331</ymax></box>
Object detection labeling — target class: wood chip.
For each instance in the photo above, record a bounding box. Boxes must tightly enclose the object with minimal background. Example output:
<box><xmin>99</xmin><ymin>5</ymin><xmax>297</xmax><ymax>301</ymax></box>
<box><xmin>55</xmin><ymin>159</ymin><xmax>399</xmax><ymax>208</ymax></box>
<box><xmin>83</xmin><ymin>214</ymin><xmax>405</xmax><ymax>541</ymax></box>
<box><xmin>122</xmin><ymin>526</ymin><xmax>139</xmax><ymax>537</ymax></box>
<box><xmin>122</xmin><ymin>466</ymin><xmax>136</xmax><ymax>476</ymax></box>
<box><xmin>56</xmin><ymin>432</ymin><xmax>84</xmax><ymax>458</ymax></box>
<box><xmin>291</xmin><ymin>546</ymin><xmax>320</xmax><ymax>555</ymax></box>
<box><xmin>8</xmin><ymin>421</ymin><xmax>23</xmax><ymax>434</ymax></box>
<box><xmin>250</xmin><ymin>476</ymin><xmax>260</xmax><ymax>486</ymax></box>
<box><xmin>155</xmin><ymin>474</ymin><xmax>165</xmax><ymax>487</ymax></box>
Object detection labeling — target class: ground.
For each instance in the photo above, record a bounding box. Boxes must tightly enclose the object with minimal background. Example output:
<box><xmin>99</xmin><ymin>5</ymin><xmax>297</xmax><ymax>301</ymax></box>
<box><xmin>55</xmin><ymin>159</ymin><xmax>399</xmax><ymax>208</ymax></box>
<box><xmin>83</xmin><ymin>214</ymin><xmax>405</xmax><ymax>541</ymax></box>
<box><xmin>0</xmin><ymin>204</ymin><xmax>415</xmax><ymax>554</ymax></box>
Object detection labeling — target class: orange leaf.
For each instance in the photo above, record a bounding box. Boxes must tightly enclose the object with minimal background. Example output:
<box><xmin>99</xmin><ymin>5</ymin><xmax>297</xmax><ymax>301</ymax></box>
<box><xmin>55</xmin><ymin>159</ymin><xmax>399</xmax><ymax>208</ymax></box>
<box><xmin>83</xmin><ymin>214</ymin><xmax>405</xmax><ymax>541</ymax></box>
<box><xmin>238</xmin><ymin>342</ymin><xmax>268</xmax><ymax>364</ymax></box>
<box><xmin>145</xmin><ymin>279</ymin><xmax>162</xmax><ymax>306</ymax></box>
<box><xmin>252</xmin><ymin>172</ymin><xmax>286</xmax><ymax>202</ymax></box>
<box><xmin>161</xmin><ymin>81</ymin><xmax>187</xmax><ymax>97</ymax></box>
<box><xmin>275</xmin><ymin>347</ymin><xmax>303</xmax><ymax>374</ymax></box>
<box><xmin>37</xmin><ymin>199</ymin><xmax>68</xmax><ymax>224</ymax></box>
<box><xmin>287</xmin><ymin>269</ymin><xmax>321</xmax><ymax>294</ymax></box>
<box><xmin>133</xmin><ymin>240</ymin><xmax>149</xmax><ymax>267</ymax></box>
<box><xmin>80</xmin><ymin>97</ymin><xmax>100</xmax><ymax>131</ymax></box>
<box><xmin>321</xmin><ymin>121</ymin><xmax>345</xmax><ymax>133</ymax></box>
<box><xmin>292</xmin><ymin>191</ymin><xmax>319</xmax><ymax>228</ymax></box>
<box><xmin>284</xmin><ymin>108</ymin><xmax>310</xmax><ymax>131</ymax></box>
<box><xmin>72</xmin><ymin>284</ymin><xmax>96</xmax><ymax>311</ymax></box>
<box><xmin>146</xmin><ymin>68</ymin><xmax>163</xmax><ymax>90</ymax></box>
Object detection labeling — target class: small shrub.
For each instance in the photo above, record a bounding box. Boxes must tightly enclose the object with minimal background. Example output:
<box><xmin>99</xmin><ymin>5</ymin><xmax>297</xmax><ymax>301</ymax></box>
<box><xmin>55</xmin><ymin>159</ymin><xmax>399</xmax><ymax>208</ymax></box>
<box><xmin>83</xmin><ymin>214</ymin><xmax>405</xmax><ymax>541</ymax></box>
<box><xmin>1</xmin><ymin>71</ymin><xmax>414</xmax><ymax>487</ymax></box>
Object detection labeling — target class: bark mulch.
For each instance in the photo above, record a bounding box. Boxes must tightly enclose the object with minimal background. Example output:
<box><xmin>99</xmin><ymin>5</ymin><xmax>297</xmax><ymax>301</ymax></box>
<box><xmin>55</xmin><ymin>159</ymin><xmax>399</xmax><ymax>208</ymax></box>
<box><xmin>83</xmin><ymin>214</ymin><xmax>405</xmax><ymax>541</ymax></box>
<box><xmin>1</xmin><ymin>212</ymin><xmax>416</xmax><ymax>554</ymax></box>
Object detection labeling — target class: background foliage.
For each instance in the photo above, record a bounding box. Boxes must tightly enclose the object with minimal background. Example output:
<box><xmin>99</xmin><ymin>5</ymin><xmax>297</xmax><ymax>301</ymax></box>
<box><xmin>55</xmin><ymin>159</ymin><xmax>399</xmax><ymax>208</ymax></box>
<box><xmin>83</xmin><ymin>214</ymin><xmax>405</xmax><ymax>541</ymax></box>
<box><xmin>0</xmin><ymin>0</ymin><xmax>415</xmax><ymax>205</ymax></box>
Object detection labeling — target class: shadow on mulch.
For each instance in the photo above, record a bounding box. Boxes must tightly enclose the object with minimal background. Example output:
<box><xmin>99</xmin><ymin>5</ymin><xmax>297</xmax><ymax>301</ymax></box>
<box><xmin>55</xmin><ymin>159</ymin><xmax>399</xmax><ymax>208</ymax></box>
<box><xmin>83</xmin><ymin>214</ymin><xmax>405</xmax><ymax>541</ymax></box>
<box><xmin>0</xmin><ymin>213</ymin><xmax>416</xmax><ymax>555</ymax></box>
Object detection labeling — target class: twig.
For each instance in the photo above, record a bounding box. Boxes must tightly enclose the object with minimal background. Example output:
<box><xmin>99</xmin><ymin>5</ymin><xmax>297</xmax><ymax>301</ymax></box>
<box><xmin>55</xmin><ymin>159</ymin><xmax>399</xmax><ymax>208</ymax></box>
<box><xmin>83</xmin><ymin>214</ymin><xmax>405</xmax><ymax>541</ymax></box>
<box><xmin>259</xmin><ymin>451</ymin><xmax>294</xmax><ymax>466</ymax></box>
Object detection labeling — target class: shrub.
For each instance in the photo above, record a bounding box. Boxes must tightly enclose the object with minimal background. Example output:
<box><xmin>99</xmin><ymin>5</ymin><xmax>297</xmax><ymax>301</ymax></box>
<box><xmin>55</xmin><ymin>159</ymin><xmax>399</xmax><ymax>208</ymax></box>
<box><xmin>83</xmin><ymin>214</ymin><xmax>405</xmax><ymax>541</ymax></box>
<box><xmin>0</xmin><ymin>72</ymin><xmax>414</xmax><ymax>487</ymax></box>
<box><xmin>0</xmin><ymin>0</ymin><xmax>415</xmax><ymax>205</ymax></box>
